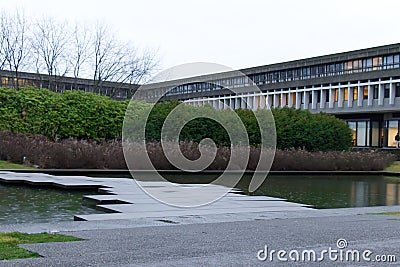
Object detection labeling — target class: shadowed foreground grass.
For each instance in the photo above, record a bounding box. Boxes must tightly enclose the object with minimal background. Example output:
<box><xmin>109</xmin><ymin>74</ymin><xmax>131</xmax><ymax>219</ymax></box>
<box><xmin>0</xmin><ymin>232</ymin><xmax>83</xmax><ymax>260</ymax></box>
<box><xmin>0</xmin><ymin>160</ymin><xmax>33</xmax><ymax>169</ymax></box>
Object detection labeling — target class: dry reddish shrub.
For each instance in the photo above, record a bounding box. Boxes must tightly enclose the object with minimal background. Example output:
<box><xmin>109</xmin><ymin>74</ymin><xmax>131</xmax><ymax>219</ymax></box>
<box><xmin>0</xmin><ymin>131</ymin><xmax>395</xmax><ymax>171</ymax></box>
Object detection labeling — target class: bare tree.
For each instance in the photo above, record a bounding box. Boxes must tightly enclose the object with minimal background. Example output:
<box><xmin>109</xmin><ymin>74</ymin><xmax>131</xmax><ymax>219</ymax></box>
<box><xmin>124</xmin><ymin>47</ymin><xmax>159</xmax><ymax>98</ymax></box>
<box><xmin>91</xmin><ymin>22</ymin><xmax>158</xmax><ymax>97</ymax></box>
<box><xmin>31</xmin><ymin>17</ymin><xmax>70</xmax><ymax>89</ymax></box>
<box><xmin>71</xmin><ymin>23</ymin><xmax>92</xmax><ymax>80</ymax></box>
<box><xmin>91</xmin><ymin>22</ymin><xmax>129</xmax><ymax>93</ymax></box>
<box><xmin>0</xmin><ymin>10</ymin><xmax>30</xmax><ymax>88</ymax></box>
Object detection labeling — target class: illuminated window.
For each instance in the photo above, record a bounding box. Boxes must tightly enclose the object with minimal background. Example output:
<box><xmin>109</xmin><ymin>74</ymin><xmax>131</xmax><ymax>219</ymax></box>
<box><xmin>344</xmin><ymin>88</ymin><xmax>349</xmax><ymax>101</ymax></box>
<box><xmin>353</xmin><ymin>87</ymin><xmax>358</xmax><ymax>100</ymax></box>
<box><xmin>372</xmin><ymin>57</ymin><xmax>382</xmax><ymax>70</ymax></box>
<box><xmin>363</xmin><ymin>86</ymin><xmax>368</xmax><ymax>98</ymax></box>
<box><xmin>334</xmin><ymin>89</ymin><xmax>338</xmax><ymax>101</ymax></box>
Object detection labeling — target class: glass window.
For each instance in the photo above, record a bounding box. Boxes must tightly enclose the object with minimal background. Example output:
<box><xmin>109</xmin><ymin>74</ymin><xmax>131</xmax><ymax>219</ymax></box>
<box><xmin>373</xmin><ymin>85</ymin><xmax>379</xmax><ymax>99</ymax></box>
<box><xmin>344</xmin><ymin>88</ymin><xmax>349</xmax><ymax>101</ymax></box>
<box><xmin>363</xmin><ymin>86</ymin><xmax>368</xmax><ymax>98</ymax></box>
<box><xmin>357</xmin><ymin>121</ymin><xmax>367</xmax><ymax>146</ymax></box>
<box><xmin>371</xmin><ymin>121</ymin><xmax>380</xmax><ymax>147</ymax></box>
<box><xmin>334</xmin><ymin>89</ymin><xmax>338</xmax><ymax>101</ymax></box>
<box><xmin>384</xmin><ymin>84</ymin><xmax>390</xmax><ymax>98</ymax></box>
<box><xmin>383</xmin><ymin>55</ymin><xmax>394</xmax><ymax>69</ymax></box>
<box><xmin>372</xmin><ymin>57</ymin><xmax>382</xmax><ymax>70</ymax></box>
<box><xmin>335</xmin><ymin>63</ymin><xmax>343</xmax><ymax>74</ymax></box>
<box><xmin>353</xmin><ymin>87</ymin><xmax>358</xmax><ymax>100</ymax></box>
<box><xmin>396</xmin><ymin>83</ymin><xmax>400</xmax><ymax>97</ymax></box>
<box><xmin>387</xmin><ymin>120</ymin><xmax>399</xmax><ymax>147</ymax></box>
<box><xmin>348</xmin><ymin>121</ymin><xmax>357</xmax><ymax>146</ymax></box>
<box><xmin>345</xmin><ymin>61</ymin><xmax>352</xmax><ymax>73</ymax></box>
<box><xmin>394</xmin><ymin>54</ymin><xmax>400</xmax><ymax>68</ymax></box>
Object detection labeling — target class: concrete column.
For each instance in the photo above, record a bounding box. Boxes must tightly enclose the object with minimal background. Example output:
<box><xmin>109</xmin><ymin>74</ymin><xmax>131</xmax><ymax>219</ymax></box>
<box><xmin>273</xmin><ymin>93</ymin><xmax>279</xmax><ymax>108</ymax></box>
<box><xmin>281</xmin><ymin>93</ymin><xmax>287</xmax><ymax>107</ymax></box>
<box><xmin>367</xmin><ymin>80</ymin><xmax>373</xmax><ymax>106</ymax></box>
<box><xmin>311</xmin><ymin>89</ymin><xmax>317</xmax><ymax>110</ymax></box>
<box><xmin>320</xmin><ymin>87</ymin><xmax>326</xmax><ymax>109</ymax></box>
<box><xmin>235</xmin><ymin>97</ymin><xmax>240</xmax><ymax>109</ymax></box>
<box><xmin>303</xmin><ymin>90</ymin><xmax>309</xmax><ymax>110</ymax></box>
<box><xmin>390</xmin><ymin>78</ymin><xmax>395</xmax><ymax>105</ymax></box>
<box><xmin>266</xmin><ymin>94</ymin><xmax>272</xmax><ymax>109</ymax></box>
<box><xmin>378</xmin><ymin>79</ymin><xmax>384</xmax><ymax>106</ymax></box>
<box><xmin>259</xmin><ymin>95</ymin><xmax>266</xmax><ymax>109</ymax></box>
<box><xmin>357</xmin><ymin>82</ymin><xmax>363</xmax><ymax>107</ymax></box>
<box><xmin>329</xmin><ymin>84</ymin><xmax>334</xmax><ymax>109</ymax></box>
<box><xmin>253</xmin><ymin>95</ymin><xmax>259</xmax><ymax>110</ymax></box>
<box><xmin>241</xmin><ymin>97</ymin><xmax>247</xmax><ymax>109</ymax></box>
<box><xmin>248</xmin><ymin>96</ymin><xmax>253</xmax><ymax>110</ymax></box>
<box><xmin>287</xmin><ymin>90</ymin><xmax>293</xmax><ymax>107</ymax></box>
<box><xmin>338</xmin><ymin>83</ymin><xmax>344</xmax><ymax>108</ymax></box>
<box><xmin>295</xmin><ymin>90</ymin><xmax>301</xmax><ymax>109</ymax></box>
<box><xmin>347</xmin><ymin>83</ymin><xmax>353</xmax><ymax>108</ymax></box>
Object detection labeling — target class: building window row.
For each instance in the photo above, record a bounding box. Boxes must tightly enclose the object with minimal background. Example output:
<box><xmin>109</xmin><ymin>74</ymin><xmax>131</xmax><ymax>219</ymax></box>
<box><xmin>165</xmin><ymin>53</ymin><xmax>400</xmax><ymax>97</ymax></box>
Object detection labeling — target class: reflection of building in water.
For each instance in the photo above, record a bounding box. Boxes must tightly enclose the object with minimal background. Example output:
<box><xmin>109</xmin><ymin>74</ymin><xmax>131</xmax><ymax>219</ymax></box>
<box><xmin>386</xmin><ymin>183</ymin><xmax>400</xmax><ymax>206</ymax></box>
<box><xmin>350</xmin><ymin>181</ymin><xmax>370</xmax><ymax>207</ymax></box>
<box><xmin>349</xmin><ymin>179</ymin><xmax>400</xmax><ymax>207</ymax></box>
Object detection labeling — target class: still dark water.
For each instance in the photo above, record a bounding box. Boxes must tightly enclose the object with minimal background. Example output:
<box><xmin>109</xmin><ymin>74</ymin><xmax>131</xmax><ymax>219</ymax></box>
<box><xmin>0</xmin><ymin>175</ymin><xmax>400</xmax><ymax>225</ymax></box>
<box><xmin>0</xmin><ymin>184</ymin><xmax>101</xmax><ymax>224</ymax></box>
<box><xmin>165</xmin><ymin>174</ymin><xmax>400</xmax><ymax>209</ymax></box>
<box><xmin>245</xmin><ymin>175</ymin><xmax>400</xmax><ymax>208</ymax></box>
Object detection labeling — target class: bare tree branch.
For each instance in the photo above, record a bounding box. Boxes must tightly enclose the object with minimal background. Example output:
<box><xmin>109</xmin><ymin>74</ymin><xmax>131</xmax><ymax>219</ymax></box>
<box><xmin>0</xmin><ymin>10</ymin><xmax>30</xmax><ymax>88</ymax></box>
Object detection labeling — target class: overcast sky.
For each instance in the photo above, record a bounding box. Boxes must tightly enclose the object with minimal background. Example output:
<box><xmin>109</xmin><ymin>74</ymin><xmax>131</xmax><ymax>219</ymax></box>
<box><xmin>1</xmin><ymin>0</ymin><xmax>400</xmax><ymax>72</ymax></box>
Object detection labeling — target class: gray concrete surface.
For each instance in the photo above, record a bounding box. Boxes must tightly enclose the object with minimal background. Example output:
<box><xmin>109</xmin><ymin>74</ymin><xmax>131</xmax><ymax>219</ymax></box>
<box><xmin>0</xmin><ymin>211</ymin><xmax>399</xmax><ymax>266</ymax></box>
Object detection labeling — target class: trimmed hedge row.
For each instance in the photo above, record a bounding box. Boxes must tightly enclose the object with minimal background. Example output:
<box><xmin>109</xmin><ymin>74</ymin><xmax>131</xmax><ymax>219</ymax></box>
<box><xmin>0</xmin><ymin>87</ymin><xmax>353</xmax><ymax>151</ymax></box>
<box><xmin>0</xmin><ymin>87</ymin><xmax>127</xmax><ymax>139</ymax></box>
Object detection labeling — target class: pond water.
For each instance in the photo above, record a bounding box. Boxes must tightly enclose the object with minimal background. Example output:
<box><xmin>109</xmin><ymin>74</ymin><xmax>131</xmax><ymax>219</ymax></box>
<box><xmin>248</xmin><ymin>175</ymin><xmax>400</xmax><ymax>208</ymax></box>
<box><xmin>165</xmin><ymin>174</ymin><xmax>400</xmax><ymax>209</ymax></box>
<box><xmin>0</xmin><ymin>174</ymin><xmax>399</xmax><ymax>225</ymax></box>
<box><xmin>0</xmin><ymin>184</ymin><xmax>102</xmax><ymax>224</ymax></box>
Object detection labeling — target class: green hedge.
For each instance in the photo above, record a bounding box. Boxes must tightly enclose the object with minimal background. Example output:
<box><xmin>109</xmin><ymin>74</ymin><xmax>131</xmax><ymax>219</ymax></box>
<box><xmin>0</xmin><ymin>87</ymin><xmax>352</xmax><ymax>150</ymax></box>
<box><xmin>0</xmin><ymin>87</ymin><xmax>127</xmax><ymax>139</ymax></box>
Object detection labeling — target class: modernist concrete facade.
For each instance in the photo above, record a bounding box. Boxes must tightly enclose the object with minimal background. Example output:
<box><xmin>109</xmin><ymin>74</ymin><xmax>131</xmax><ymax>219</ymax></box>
<box><xmin>138</xmin><ymin>43</ymin><xmax>400</xmax><ymax>148</ymax></box>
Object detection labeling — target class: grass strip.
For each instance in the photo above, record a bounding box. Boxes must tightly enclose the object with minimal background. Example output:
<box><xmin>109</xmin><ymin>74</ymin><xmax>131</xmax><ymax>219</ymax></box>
<box><xmin>0</xmin><ymin>160</ymin><xmax>33</xmax><ymax>169</ymax></box>
<box><xmin>0</xmin><ymin>232</ymin><xmax>83</xmax><ymax>260</ymax></box>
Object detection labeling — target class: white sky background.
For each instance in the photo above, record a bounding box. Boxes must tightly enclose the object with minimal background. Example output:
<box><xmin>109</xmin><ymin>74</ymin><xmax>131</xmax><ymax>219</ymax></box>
<box><xmin>1</xmin><ymin>0</ymin><xmax>399</xmax><ymax>72</ymax></box>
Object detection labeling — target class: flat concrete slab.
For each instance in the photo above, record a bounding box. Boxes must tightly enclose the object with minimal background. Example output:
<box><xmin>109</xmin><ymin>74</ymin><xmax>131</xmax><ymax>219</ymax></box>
<box><xmin>0</xmin><ymin>171</ymin><xmax>312</xmax><ymax>222</ymax></box>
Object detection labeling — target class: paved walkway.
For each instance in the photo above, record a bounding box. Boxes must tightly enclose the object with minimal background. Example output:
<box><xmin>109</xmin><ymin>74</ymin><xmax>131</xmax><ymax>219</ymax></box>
<box><xmin>1</xmin><ymin>208</ymin><xmax>400</xmax><ymax>266</ymax></box>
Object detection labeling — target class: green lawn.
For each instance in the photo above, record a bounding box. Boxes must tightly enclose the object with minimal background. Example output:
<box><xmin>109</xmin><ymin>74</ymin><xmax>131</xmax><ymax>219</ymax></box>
<box><xmin>0</xmin><ymin>160</ymin><xmax>33</xmax><ymax>169</ymax></box>
<box><xmin>384</xmin><ymin>161</ymin><xmax>400</xmax><ymax>172</ymax></box>
<box><xmin>0</xmin><ymin>232</ymin><xmax>83</xmax><ymax>260</ymax></box>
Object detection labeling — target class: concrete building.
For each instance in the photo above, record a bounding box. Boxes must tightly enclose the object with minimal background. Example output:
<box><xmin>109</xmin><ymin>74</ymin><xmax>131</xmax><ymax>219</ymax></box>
<box><xmin>140</xmin><ymin>43</ymin><xmax>400</xmax><ymax>148</ymax></box>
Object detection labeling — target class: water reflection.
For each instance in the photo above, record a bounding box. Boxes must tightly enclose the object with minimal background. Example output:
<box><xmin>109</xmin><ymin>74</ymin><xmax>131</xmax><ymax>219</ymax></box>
<box><xmin>0</xmin><ymin>184</ymin><xmax>102</xmax><ymax>224</ymax></box>
<box><xmin>238</xmin><ymin>175</ymin><xmax>400</xmax><ymax>208</ymax></box>
<box><xmin>160</xmin><ymin>174</ymin><xmax>400</xmax><ymax>208</ymax></box>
